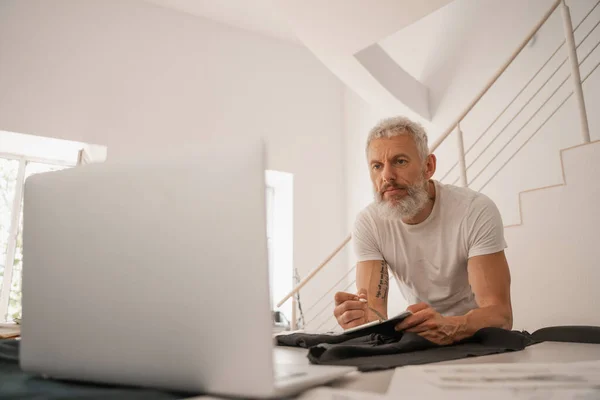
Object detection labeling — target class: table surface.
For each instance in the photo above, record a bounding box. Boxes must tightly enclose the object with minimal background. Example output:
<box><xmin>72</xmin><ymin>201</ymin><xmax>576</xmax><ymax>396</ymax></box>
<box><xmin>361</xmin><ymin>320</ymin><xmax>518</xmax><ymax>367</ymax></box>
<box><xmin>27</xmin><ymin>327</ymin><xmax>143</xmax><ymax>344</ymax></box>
<box><xmin>274</xmin><ymin>341</ymin><xmax>600</xmax><ymax>395</ymax></box>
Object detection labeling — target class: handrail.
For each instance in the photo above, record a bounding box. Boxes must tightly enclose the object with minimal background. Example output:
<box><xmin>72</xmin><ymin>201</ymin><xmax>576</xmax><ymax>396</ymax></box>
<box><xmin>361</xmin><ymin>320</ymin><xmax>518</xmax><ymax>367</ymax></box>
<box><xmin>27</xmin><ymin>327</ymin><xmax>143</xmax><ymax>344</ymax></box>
<box><xmin>302</xmin><ymin>265</ymin><xmax>357</xmax><ymax>316</ymax></box>
<box><xmin>439</xmin><ymin>0</ymin><xmax>600</xmax><ymax>183</ymax></box>
<box><xmin>276</xmin><ymin>234</ymin><xmax>351</xmax><ymax>308</ymax></box>
<box><xmin>429</xmin><ymin>0</ymin><xmax>562</xmax><ymax>152</ymax></box>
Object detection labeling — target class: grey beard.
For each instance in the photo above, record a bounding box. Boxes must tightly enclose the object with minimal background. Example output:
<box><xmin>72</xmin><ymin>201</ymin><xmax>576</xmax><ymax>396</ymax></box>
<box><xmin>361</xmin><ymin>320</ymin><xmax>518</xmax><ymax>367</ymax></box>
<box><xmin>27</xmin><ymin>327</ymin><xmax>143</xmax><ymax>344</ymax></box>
<box><xmin>374</xmin><ymin>181</ymin><xmax>430</xmax><ymax>221</ymax></box>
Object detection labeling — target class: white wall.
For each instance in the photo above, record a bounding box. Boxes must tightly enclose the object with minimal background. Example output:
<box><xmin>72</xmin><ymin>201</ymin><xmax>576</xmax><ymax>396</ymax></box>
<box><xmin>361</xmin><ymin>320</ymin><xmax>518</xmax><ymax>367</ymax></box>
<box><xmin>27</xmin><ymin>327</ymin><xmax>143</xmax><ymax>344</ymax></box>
<box><xmin>0</xmin><ymin>0</ymin><xmax>348</xmax><ymax>317</ymax></box>
<box><xmin>506</xmin><ymin>141</ymin><xmax>600</xmax><ymax>331</ymax></box>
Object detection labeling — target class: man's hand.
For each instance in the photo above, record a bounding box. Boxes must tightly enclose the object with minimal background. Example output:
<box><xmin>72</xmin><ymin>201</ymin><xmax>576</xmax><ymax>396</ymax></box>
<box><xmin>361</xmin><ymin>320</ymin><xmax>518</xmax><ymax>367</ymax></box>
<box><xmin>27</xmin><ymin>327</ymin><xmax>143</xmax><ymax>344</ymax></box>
<box><xmin>333</xmin><ymin>291</ymin><xmax>368</xmax><ymax>329</ymax></box>
<box><xmin>394</xmin><ymin>303</ymin><xmax>465</xmax><ymax>345</ymax></box>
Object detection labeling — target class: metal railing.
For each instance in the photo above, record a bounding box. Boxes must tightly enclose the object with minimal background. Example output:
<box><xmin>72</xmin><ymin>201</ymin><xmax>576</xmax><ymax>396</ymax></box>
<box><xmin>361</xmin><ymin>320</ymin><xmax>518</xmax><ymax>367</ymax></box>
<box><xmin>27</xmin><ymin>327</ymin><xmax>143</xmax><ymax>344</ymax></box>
<box><xmin>278</xmin><ymin>0</ymin><xmax>599</xmax><ymax>332</ymax></box>
<box><xmin>440</xmin><ymin>0</ymin><xmax>600</xmax><ymax>190</ymax></box>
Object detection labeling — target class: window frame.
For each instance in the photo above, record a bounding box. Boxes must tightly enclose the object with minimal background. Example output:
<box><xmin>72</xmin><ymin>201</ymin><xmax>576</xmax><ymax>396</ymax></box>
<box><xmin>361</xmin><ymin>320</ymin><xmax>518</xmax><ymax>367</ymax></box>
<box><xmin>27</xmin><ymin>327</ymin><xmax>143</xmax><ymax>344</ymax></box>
<box><xmin>265</xmin><ymin>170</ymin><xmax>294</xmax><ymax>321</ymax></box>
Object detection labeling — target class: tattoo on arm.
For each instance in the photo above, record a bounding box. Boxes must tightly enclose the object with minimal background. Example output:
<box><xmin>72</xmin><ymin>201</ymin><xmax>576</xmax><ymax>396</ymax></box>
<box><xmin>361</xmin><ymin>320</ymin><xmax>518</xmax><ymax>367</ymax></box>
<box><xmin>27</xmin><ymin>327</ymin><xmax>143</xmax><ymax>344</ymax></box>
<box><xmin>368</xmin><ymin>306</ymin><xmax>386</xmax><ymax>321</ymax></box>
<box><xmin>375</xmin><ymin>260</ymin><xmax>389</xmax><ymax>300</ymax></box>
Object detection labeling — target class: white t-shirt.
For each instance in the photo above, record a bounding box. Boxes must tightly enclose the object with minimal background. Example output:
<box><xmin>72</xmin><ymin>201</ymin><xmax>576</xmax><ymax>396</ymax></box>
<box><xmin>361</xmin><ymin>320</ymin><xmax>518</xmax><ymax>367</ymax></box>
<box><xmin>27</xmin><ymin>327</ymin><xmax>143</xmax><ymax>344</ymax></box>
<box><xmin>353</xmin><ymin>180</ymin><xmax>506</xmax><ymax>317</ymax></box>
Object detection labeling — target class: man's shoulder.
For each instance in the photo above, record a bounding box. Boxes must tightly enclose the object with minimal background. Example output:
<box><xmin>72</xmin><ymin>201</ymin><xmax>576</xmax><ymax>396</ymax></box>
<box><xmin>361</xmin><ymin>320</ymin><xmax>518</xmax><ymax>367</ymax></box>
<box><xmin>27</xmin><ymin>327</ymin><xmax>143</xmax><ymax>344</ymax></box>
<box><xmin>438</xmin><ymin>181</ymin><xmax>477</xmax><ymax>200</ymax></box>
<box><xmin>355</xmin><ymin>202</ymin><xmax>379</xmax><ymax>225</ymax></box>
<box><xmin>438</xmin><ymin>181</ymin><xmax>499</xmax><ymax>217</ymax></box>
<box><xmin>438</xmin><ymin>181</ymin><xmax>493</xmax><ymax>207</ymax></box>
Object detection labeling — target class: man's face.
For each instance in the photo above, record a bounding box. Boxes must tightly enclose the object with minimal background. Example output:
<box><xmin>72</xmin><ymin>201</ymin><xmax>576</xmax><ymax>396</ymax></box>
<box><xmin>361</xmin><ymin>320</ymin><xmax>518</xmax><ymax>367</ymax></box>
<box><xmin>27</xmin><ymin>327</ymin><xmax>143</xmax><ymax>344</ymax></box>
<box><xmin>368</xmin><ymin>134</ymin><xmax>436</xmax><ymax>219</ymax></box>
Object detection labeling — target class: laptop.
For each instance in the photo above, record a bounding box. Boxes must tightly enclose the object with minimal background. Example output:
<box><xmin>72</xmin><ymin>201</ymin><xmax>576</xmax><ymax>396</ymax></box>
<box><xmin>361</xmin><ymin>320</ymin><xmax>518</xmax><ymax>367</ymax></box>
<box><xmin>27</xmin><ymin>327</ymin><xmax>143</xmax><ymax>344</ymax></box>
<box><xmin>20</xmin><ymin>140</ymin><xmax>355</xmax><ymax>398</ymax></box>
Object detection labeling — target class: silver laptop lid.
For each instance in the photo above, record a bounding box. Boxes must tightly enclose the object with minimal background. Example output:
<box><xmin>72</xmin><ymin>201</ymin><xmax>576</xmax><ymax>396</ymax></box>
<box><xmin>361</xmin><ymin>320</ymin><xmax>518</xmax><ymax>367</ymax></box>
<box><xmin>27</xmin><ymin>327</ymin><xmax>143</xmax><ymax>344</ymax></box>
<box><xmin>20</xmin><ymin>140</ymin><xmax>275</xmax><ymax>396</ymax></box>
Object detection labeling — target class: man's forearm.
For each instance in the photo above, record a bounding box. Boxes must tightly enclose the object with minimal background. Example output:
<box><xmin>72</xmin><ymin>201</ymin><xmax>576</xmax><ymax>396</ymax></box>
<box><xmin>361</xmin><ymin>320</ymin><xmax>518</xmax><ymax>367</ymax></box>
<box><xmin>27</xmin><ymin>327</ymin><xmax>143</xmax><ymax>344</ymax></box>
<box><xmin>366</xmin><ymin>305</ymin><xmax>387</xmax><ymax>322</ymax></box>
<box><xmin>448</xmin><ymin>305</ymin><xmax>513</xmax><ymax>342</ymax></box>
<box><xmin>357</xmin><ymin>260</ymin><xmax>389</xmax><ymax>322</ymax></box>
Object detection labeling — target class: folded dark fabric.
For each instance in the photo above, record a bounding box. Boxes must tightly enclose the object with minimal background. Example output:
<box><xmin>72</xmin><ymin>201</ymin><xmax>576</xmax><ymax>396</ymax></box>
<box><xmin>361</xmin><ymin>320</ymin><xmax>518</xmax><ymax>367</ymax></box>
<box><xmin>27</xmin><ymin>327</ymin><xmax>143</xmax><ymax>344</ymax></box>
<box><xmin>0</xmin><ymin>339</ymin><xmax>183</xmax><ymax>399</ymax></box>
<box><xmin>277</xmin><ymin>328</ymin><xmax>537</xmax><ymax>372</ymax></box>
<box><xmin>531</xmin><ymin>326</ymin><xmax>600</xmax><ymax>344</ymax></box>
<box><xmin>276</xmin><ymin>330</ymin><xmax>384</xmax><ymax>348</ymax></box>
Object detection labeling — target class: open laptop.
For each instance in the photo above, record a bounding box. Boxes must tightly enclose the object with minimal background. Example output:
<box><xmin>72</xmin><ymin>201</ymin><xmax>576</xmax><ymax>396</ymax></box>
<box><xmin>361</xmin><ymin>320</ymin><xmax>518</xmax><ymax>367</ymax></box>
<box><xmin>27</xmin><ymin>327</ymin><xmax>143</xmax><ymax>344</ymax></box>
<box><xmin>20</xmin><ymin>140</ymin><xmax>354</xmax><ymax>398</ymax></box>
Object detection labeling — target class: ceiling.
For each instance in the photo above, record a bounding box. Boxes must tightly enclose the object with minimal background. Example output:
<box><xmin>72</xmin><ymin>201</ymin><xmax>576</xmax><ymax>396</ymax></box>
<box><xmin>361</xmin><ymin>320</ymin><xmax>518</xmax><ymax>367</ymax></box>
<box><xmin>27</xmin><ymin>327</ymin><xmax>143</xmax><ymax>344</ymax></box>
<box><xmin>140</xmin><ymin>0</ymin><xmax>565</xmax><ymax>137</ymax></box>
<box><xmin>141</xmin><ymin>0</ymin><xmax>456</xmax><ymax>122</ymax></box>
<box><xmin>143</xmin><ymin>0</ymin><xmax>298</xmax><ymax>43</ymax></box>
<box><xmin>273</xmin><ymin>0</ymin><xmax>455</xmax><ymax>123</ymax></box>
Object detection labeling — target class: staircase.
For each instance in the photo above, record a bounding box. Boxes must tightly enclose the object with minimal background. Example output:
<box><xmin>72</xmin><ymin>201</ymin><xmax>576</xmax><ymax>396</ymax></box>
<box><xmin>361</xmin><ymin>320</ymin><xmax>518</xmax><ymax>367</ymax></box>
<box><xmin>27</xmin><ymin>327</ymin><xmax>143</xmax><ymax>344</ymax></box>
<box><xmin>506</xmin><ymin>139</ymin><xmax>600</xmax><ymax>331</ymax></box>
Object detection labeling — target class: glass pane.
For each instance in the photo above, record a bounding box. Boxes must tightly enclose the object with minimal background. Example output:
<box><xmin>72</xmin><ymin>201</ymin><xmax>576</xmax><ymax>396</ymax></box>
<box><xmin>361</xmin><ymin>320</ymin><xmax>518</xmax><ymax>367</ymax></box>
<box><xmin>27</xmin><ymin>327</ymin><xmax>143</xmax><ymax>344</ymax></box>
<box><xmin>8</xmin><ymin>213</ymin><xmax>23</xmax><ymax>322</ymax></box>
<box><xmin>7</xmin><ymin>162</ymin><xmax>69</xmax><ymax>322</ymax></box>
<box><xmin>266</xmin><ymin>187</ymin><xmax>275</xmax><ymax>239</ymax></box>
<box><xmin>0</xmin><ymin>158</ymin><xmax>20</xmax><ymax>291</ymax></box>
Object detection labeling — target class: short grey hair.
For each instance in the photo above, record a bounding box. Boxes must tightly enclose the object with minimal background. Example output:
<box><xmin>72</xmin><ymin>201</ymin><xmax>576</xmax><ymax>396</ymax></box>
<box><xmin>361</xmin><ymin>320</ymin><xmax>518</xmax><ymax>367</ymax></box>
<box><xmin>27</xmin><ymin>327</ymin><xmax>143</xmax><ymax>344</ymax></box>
<box><xmin>366</xmin><ymin>116</ymin><xmax>429</xmax><ymax>161</ymax></box>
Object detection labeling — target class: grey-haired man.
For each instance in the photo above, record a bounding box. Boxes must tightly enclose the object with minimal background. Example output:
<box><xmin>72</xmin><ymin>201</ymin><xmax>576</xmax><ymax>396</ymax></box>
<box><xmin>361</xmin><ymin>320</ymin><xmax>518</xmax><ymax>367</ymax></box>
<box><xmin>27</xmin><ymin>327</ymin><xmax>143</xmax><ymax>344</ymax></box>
<box><xmin>334</xmin><ymin>116</ymin><xmax>513</xmax><ymax>345</ymax></box>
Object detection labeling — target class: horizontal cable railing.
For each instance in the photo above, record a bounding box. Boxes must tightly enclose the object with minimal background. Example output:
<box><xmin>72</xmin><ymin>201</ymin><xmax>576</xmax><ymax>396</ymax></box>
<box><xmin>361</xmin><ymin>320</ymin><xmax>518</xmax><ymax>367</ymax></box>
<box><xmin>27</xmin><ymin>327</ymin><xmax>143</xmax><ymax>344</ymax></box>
<box><xmin>313</xmin><ymin>279</ymin><xmax>356</xmax><ymax>332</ymax></box>
<box><xmin>439</xmin><ymin>0</ymin><xmax>600</xmax><ymax>184</ymax></box>
<box><xmin>277</xmin><ymin>0</ymin><xmax>597</xmax><ymax>332</ymax></box>
<box><xmin>302</xmin><ymin>265</ymin><xmax>356</xmax><ymax>328</ymax></box>
<box><xmin>477</xmin><ymin>53</ymin><xmax>600</xmax><ymax>193</ymax></box>
<box><xmin>300</xmin><ymin>270</ymin><xmax>398</xmax><ymax>333</ymax></box>
<box><xmin>443</xmin><ymin>4</ymin><xmax>600</xmax><ymax>187</ymax></box>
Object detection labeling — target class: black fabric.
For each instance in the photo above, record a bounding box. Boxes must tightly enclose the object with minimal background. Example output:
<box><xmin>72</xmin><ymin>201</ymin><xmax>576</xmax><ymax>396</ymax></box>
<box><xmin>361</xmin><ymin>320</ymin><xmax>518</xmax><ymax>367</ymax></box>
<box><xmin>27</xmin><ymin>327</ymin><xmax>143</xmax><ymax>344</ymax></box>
<box><xmin>277</xmin><ymin>328</ymin><xmax>537</xmax><ymax>372</ymax></box>
<box><xmin>276</xmin><ymin>331</ymin><xmax>376</xmax><ymax>348</ymax></box>
<box><xmin>4</xmin><ymin>326</ymin><xmax>598</xmax><ymax>398</ymax></box>
<box><xmin>0</xmin><ymin>339</ymin><xmax>184</xmax><ymax>399</ymax></box>
<box><xmin>277</xmin><ymin>318</ymin><xmax>405</xmax><ymax>349</ymax></box>
<box><xmin>531</xmin><ymin>326</ymin><xmax>600</xmax><ymax>344</ymax></box>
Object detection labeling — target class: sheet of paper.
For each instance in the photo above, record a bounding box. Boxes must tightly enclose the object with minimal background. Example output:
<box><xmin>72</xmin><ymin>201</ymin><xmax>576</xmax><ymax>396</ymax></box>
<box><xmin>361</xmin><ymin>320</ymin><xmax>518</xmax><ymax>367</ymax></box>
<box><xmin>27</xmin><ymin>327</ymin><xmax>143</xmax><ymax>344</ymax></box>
<box><xmin>297</xmin><ymin>387</ymin><xmax>387</xmax><ymax>400</ymax></box>
<box><xmin>183</xmin><ymin>396</ymin><xmax>226</xmax><ymax>400</ymax></box>
<box><xmin>413</xmin><ymin>360</ymin><xmax>600</xmax><ymax>389</ymax></box>
<box><xmin>388</xmin><ymin>361</ymin><xmax>600</xmax><ymax>399</ymax></box>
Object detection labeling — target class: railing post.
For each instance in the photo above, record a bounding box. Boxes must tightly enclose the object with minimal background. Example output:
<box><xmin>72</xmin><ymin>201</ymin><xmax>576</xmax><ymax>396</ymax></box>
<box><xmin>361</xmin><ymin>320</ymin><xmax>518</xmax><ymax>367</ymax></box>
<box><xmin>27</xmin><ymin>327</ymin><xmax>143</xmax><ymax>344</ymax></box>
<box><xmin>291</xmin><ymin>296</ymin><xmax>298</xmax><ymax>330</ymax></box>
<box><xmin>561</xmin><ymin>0</ymin><xmax>591</xmax><ymax>143</ymax></box>
<box><xmin>456</xmin><ymin>123</ymin><xmax>468</xmax><ymax>187</ymax></box>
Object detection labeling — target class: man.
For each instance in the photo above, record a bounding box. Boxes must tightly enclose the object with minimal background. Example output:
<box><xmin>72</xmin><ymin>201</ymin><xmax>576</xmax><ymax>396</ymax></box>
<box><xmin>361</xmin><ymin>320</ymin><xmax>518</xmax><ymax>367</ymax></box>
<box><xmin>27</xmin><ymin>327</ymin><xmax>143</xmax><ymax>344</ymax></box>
<box><xmin>334</xmin><ymin>116</ymin><xmax>512</xmax><ymax>345</ymax></box>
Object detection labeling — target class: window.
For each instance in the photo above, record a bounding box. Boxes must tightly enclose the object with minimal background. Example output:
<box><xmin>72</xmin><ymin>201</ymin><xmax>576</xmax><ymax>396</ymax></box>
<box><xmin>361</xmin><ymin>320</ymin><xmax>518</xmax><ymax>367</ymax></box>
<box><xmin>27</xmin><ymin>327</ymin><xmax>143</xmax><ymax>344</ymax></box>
<box><xmin>0</xmin><ymin>159</ymin><xmax>71</xmax><ymax>322</ymax></box>
<box><xmin>0</xmin><ymin>130</ymin><xmax>107</xmax><ymax>322</ymax></box>
<box><xmin>266</xmin><ymin>185</ymin><xmax>276</xmax><ymax>291</ymax></box>
<box><xmin>265</xmin><ymin>170</ymin><xmax>294</xmax><ymax>321</ymax></box>
<box><xmin>0</xmin><ymin>158</ymin><xmax>20</xmax><ymax>321</ymax></box>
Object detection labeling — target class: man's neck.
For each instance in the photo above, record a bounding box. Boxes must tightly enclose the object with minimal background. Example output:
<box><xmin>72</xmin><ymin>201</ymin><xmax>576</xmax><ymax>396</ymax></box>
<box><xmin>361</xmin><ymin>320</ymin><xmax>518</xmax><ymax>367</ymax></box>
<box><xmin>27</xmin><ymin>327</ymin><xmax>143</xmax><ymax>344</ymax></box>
<box><xmin>402</xmin><ymin>180</ymin><xmax>436</xmax><ymax>225</ymax></box>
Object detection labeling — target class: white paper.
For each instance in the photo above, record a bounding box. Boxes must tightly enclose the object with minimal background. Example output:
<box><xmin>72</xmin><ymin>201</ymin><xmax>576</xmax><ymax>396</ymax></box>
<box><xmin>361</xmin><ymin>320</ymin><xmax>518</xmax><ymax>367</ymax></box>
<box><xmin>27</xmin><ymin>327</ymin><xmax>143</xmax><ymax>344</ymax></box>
<box><xmin>297</xmin><ymin>387</ymin><xmax>387</xmax><ymax>400</ymax></box>
<box><xmin>415</xmin><ymin>360</ymin><xmax>600</xmax><ymax>389</ymax></box>
<box><xmin>388</xmin><ymin>361</ymin><xmax>600</xmax><ymax>399</ymax></box>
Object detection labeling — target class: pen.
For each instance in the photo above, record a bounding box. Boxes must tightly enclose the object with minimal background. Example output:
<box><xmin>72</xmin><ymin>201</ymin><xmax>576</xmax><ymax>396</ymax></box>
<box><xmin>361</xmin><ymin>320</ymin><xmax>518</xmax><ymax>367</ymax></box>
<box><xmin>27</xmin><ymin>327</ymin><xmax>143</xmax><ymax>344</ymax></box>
<box><xmin>358</xmin><ymin>297</ymin><xmax>386</xmax><ymax>321</ymax></box>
